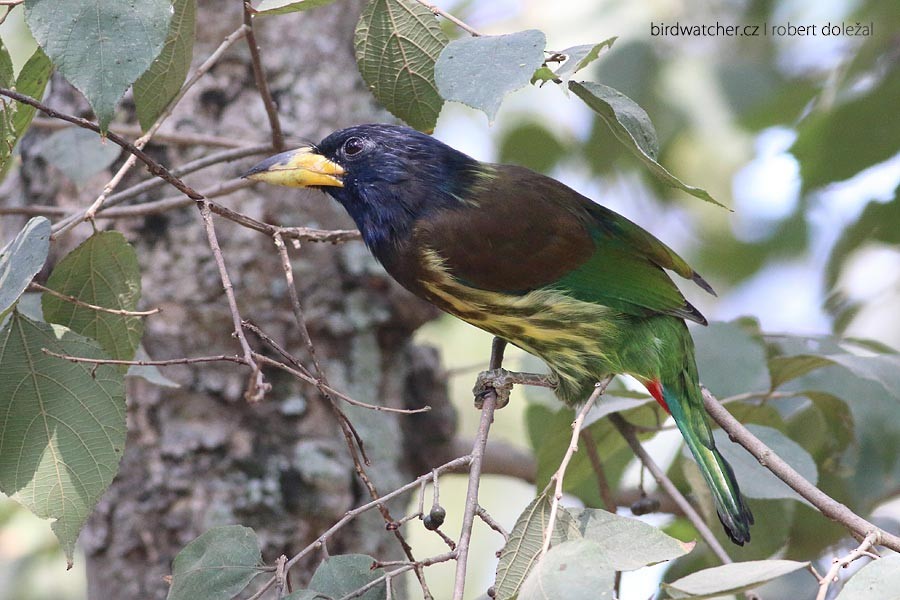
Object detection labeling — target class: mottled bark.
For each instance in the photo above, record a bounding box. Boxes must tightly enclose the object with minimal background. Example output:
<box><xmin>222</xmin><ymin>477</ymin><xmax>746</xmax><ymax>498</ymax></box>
<box><xmin>3</xmin><ymin>1</ymin><xmax>456</xmax><ymax>598</ymax></box>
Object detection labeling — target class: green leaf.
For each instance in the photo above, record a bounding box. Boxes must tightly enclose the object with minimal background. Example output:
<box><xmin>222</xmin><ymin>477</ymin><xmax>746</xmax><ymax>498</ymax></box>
<box><xmin>0</xmin><ymin>47</ymin><xmax>52</xmax><ymax>180</ymax></box>
<box><xmin>518</xmin><ymin>539</ymin><xmax>616</xmax><ymax>600</ymax></box>
<box><xmin>572</xmin><ymin>80</ymin><xmax>658</xmax><ymax>158</ymax></box>
<box><xmin>0</xmin><ymin>216</ymin><xmax>50</xmax><ymax>322</ymax></box>
<box><xmin>354</xmin><ymin>0</ymin><xmax>447</xmax><ymax>132</ymax></box>
<box><xmin>772</xmin><ymin>353</ymin><xmax>900</xmax><ymax>400</ymax></box>
<box><xmin>662</xmin><ymin>559</ymin><xmax>810</xmax><ymax>599</ymax></box>
<box><xmin>24</xmin><ymin>0</ymin><xmax>172</xmax><ymax>131</ymax></box>
<box><xmin>0</xmin><ymin>313</ymin><xmax>126</xmax><ymax>565</ymax></box>
<box><xmin>498</xmin><ymin>120</ymin><xmax>567</xmax><ymax>173</ymax></box>
<box><xmin>494</xmin><ymin>491</ymin><xmax>581</xmax><ymax>600</ymax></box>
<box><xmin>527</xmin><ymin>400</ymin><xmax>660</xmax><ymax>508</ymax></box>
<box><xmin>791</xmin><ymin>65</ymin><xmax>900</xmax><ymax>192</ymax></box>
<box><xmin>37</xmin><ymin>127</ymin><xmax>122</xmax><ymax>184</ymax></box>
<box><xmin>569</xmin><ymin>80</ymin><xmax>726</xmax><ymax>208</ymax></box>
<box><xmin>569</xmin><ymin>508</ymin><xmax>694</xmax><ymax>570</ymax></box>
<box><xmin>0</xmin><ymin>39</ymin><xmax>13</xmax><ymax>85</ymax></box>
<box><xmin>133</xmin><ymin>0</ymin><xmax>196</xmax><ymax>131</ymax></box>
<box><xmin>309</xmin><ymin>554</ymin><xmax>387</xmax><ymax>600</ymax></box>
<box><xmin>823</xmin><ymin>354</ymin><xmax>900</xmax><ymax>399</ymax></box>
<box><xmin>166</xmin><ymin>525</ymin><xmax>263</xmax><ymax>600</ymax></box>
<box><xmin>712</xmin><ymin>425</ymin><xmax>817</xmax><ymax>504</ymax></box>
<box><xmin>835</xmin><ymin>554</ymin><xmax>900</xmax><ymax>600</ymax></box>
<box><xmin>42</xmin><ymin>231</ymin><xmax>144</xmax><ymax>367</ymax></box>
<box><xmin>553</xmin><ymin>38</ymin><xmax>617</xmax><ymax>81</ymax></box>
<box><xmin>786</xmin><ymin>391</ymin><xmax>854</xmax><ymax>460</ymax></box>
<box><xmin>530</xmin><ymin>65</ymin><xmax>556</xmax><ymax>84</ymax></box>
<box><xmin>693</xmin><ymin>321</ymin><xmax>769</xmax><ymax>399</ymax></box>
<box><xmin>769</xmin><ymin>354</ymin><xmax>834</xmax><ymax>389</ymax></box>
<box><xmin>10</xmin><ymin>47</ymin><xmax>52</xmax><ymax>129</ymax></box>
<box><xmin>251</xmin><ymin>0</ymin><xmax>337</xmax><ymax>15</ymax></box>
<box><xmin>435</xmin><ymin>30</ymin><xmax>546</xmax><ymax>122</ymax></box>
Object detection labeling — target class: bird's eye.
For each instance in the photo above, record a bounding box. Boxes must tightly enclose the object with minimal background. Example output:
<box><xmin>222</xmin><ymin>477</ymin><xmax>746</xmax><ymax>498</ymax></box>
<box><xmin>343</xmin><ymin>137</ymin><xmax>365</xmax><ymax>156</ymax></box>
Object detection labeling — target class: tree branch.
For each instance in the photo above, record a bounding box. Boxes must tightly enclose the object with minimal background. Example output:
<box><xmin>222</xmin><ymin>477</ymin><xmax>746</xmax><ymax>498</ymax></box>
<box><xmin>248</xmin><ymin>455</ymin><xmax>474</xmax><ymax>600</ymax></box>
<box><xmin>541</xmin><ymin>377</ymin><xmax>613</xmax><ymax>556</ymax></box>
<box><xmin>271</xmin><ymin>230</ymin><xmax>434</xmax><ymax>597</ymax></box>
<box><xmin>609</xmin><ymin>412</ymin><xmax>733</xmax><ymax>565</ymax></box>
<box><xmin>703</xmin><ymin>388</ymin><xmax>900</xmax><ymax>552</ymax></box>
<box><xmin>41</xmin><ymin>349</ymin><xmax>245</xmax><ymax>367</ymax></box>
<box><xmin>51</xmin><ymin>24</ymin><xmax>251</xmax><ymax>236</ymax></box>
<box><xmin>0</xmin><ymin>89</ymin><xmax>204</xmax><ymax>201</ymax></box>
<box><xmin>411</xmin><ymin>0</ymin><xmax>482</xmax><ymax>36</ymax></box>
<box><xmin>580</xmin><ymin>429</ymin><xmax>618</xmax><ymax>513</ymax></box>
<box><xmin>198</xmin><ymin>201</ymin><xmax>269</xmax><ymax>401</ymax></box>
<box><xmin>451</xmin><ymin>336</ymin><xmax>505</xmax><ymax>600</ymax></box>
<box><xmin>244</xmin><ymin>3</ymin><xmax>285</xmax><ymax>151</ymax></box>
<box><xmin>815</xmin><ymin>531</ymin><xmax>879</xmax><ymax>600</ymax></box>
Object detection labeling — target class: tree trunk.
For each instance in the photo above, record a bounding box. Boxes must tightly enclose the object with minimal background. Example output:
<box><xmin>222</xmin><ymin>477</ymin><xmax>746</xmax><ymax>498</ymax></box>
<box><xmin>6</xmin><ymin>1</ymin><xmax>455</xmax><ymax>597</ymax></box>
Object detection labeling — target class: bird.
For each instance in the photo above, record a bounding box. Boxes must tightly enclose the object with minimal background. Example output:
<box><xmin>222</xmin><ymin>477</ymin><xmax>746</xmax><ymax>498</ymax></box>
<box><xmin>243</xmin><ymin>123</ymin><xmax>753</xmax><ymax>545</ymax></box>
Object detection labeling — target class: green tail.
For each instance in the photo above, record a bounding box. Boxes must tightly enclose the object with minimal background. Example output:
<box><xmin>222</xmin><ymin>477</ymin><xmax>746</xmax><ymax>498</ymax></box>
<box><xmin>662</xmin><ymin>378</ymin><xmax>754</xmax><ymax>545</ymax></box>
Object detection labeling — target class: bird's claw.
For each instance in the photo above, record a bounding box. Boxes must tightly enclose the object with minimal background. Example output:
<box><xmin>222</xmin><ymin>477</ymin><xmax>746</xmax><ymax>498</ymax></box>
<box><xmin>473</xmin><ymin>368</ymin><xmax>514</xmax><ymax>410</ymax></box>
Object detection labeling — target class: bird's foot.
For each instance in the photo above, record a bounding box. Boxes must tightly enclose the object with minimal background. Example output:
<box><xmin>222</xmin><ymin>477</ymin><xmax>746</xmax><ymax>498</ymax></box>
<box><xmin>472</xmin><ymin>369</ymin><xmax>557</xmax><ymax>410</ymax></box>
<box><xmin>473</xmin><ymin>368</ymin><xmax>514</xmax><ymax>409</ymax></box>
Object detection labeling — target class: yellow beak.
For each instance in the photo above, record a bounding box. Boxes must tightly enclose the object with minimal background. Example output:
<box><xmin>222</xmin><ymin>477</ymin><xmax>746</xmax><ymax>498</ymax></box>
<box><xmin>242</xmin><ymin>147</ymin><xmax>345</xmax><ymax>188</ymax></box>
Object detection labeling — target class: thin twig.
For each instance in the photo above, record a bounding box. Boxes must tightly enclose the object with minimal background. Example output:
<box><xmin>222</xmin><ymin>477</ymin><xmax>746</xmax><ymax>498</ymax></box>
<box><xmin>476</xmin><ymin>505</ymin><xmax>508</xmax><ymax>542</ymax></box>
<box><xmin>0</xmin><ymin>146</ymin><xmax>272</xmax><ymax>221</ymax></box>
<box><xmin>337</xmin><ymin>552</ymin><xmax>457</xmax><ymax>600</ymax></box>
<box><xmin>41</xmin><ymin>349</ymin><xmax>244</xmax><ymax>367</ymax></box>
<box><xmin>452</xmin><ymin>336</ymin><xmax>505</xmax><ymax>600</ymax></box>
<box><xmin>272</xmin><ymin>232</ymin><xmax>331</xmax><ymax>385</ymax></box>
<box><xmin>210</xmin><ymin>201</ymin><xmax>361</xmax><ymax>242</ymax></box>
<box><xmin>247</xmin><ymin>456</ymin><xmax>473</xmax><ymax>600</ymax></box>
<box><xmin>96</xmin><ymin>144</ymin><xmax>271</xmax><ymax>212</ymax></box>
<box><xmin>51</xmin><ymin>24</ymin><xmax>251</xmax><ymax>236</ymax></box>
<box><xmin>717</xmin><ymin>389</ymin><xmax>802</xmax><ymax>405</ymax></box>
<box><xmin>272</xmin><ymin>230</ymin><xmax>432</xmax><ymax>596</ymax></box>
<box><xmin>411</xmin><ymin>0</ymin><xmax>482</xmax><ymax>36</ymax></box>
<box><xmin>703</xmin><ymin>388</ymin><xmax>900</xmax><ymax>552</ymax></box>
<box><xmin>274</xmin><ymin>555</ymin><xmax>288</xmax><ymax>600</ymax></box>
<box><xmin>29</xmin><ymin>283</ymin><xmax>161</xmax><ymax>316</ymax></box>
<box><xmin>433</xmin><ymin>527</ymin><xmax>457</xmax><ymax>550</ymax></box>
<box><xmin>541</xmin><ymin>377</ymin><xmax>613</xmax><ymax>557</ymax></box>
<box><xmin>816</xmin><ymin>531</ymin><xmax>879</xmax><ymax>600</ymax></box>
<box><xmin>0</xmin><ymin>89</ymin><xmax>204</xmax><ymax>201</ymax></box>
<box><xmin>609</xmin><ymin>412</ymin><xmax>733</xmax><ymax>564</ymax></box>
<box><xmin>254</xmin><ymin>353</ymin><xmax>430</xmax><ymax>415</ymax></box>
<box><xmin>89</xmin><ymin>179</ymin><xmax>255</xmax><ymax>219</ymax></box>
<box><xmin>275</xmin><ymin>226</ymin><xmax>361</xmax><ymax>244</ymax></box>
<box><xmin>198</xmin><ymin>201</ymin><xmax>268</xmax><ymax>402</ymax></box>
<box><xmin>580</xmin><ymin>429</ymin><xmax>618</xmax><ymax>513</ymax></box>
<box><xmin>243</xmin><ymin>2</ymin><xmax>285</xmax><ymax>151</ymax></box>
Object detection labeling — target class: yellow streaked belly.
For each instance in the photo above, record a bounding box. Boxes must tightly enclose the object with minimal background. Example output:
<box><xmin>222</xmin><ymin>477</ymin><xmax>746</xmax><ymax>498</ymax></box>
<box><xmin>417</xmin><ymin>248</ymin><xmax>631</xmax><ymax>403</ymax></box>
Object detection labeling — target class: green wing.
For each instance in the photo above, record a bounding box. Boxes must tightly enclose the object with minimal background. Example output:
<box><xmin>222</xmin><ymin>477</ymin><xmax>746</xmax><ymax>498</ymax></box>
<box><xmin>414</xmin><ymin>164</ymin><xmax>713</xmax><ymax>324</ymax></box>
<box><xmin>558</xmin><ymin>201</ymin><xmax>712</xmax><ymax>324</ymax></box>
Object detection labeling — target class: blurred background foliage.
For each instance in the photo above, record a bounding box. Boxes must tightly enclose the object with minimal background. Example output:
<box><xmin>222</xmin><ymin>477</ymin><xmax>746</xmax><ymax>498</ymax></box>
<box><xmin>415</xmin><ymin>0</ymin><xmax>900</xmax><ymax>597</ymax></box>
<box><xmin>1</xmin><ymin>0</ymin><xmax>898</xmax><ymax>597</ymax></box>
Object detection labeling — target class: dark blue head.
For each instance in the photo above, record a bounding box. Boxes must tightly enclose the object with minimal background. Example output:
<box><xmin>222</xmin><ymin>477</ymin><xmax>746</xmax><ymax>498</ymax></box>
<box><xmin>245</xmin><ymin>124</ymin><xmax>482</xmax><ymax>255</ymax></box>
